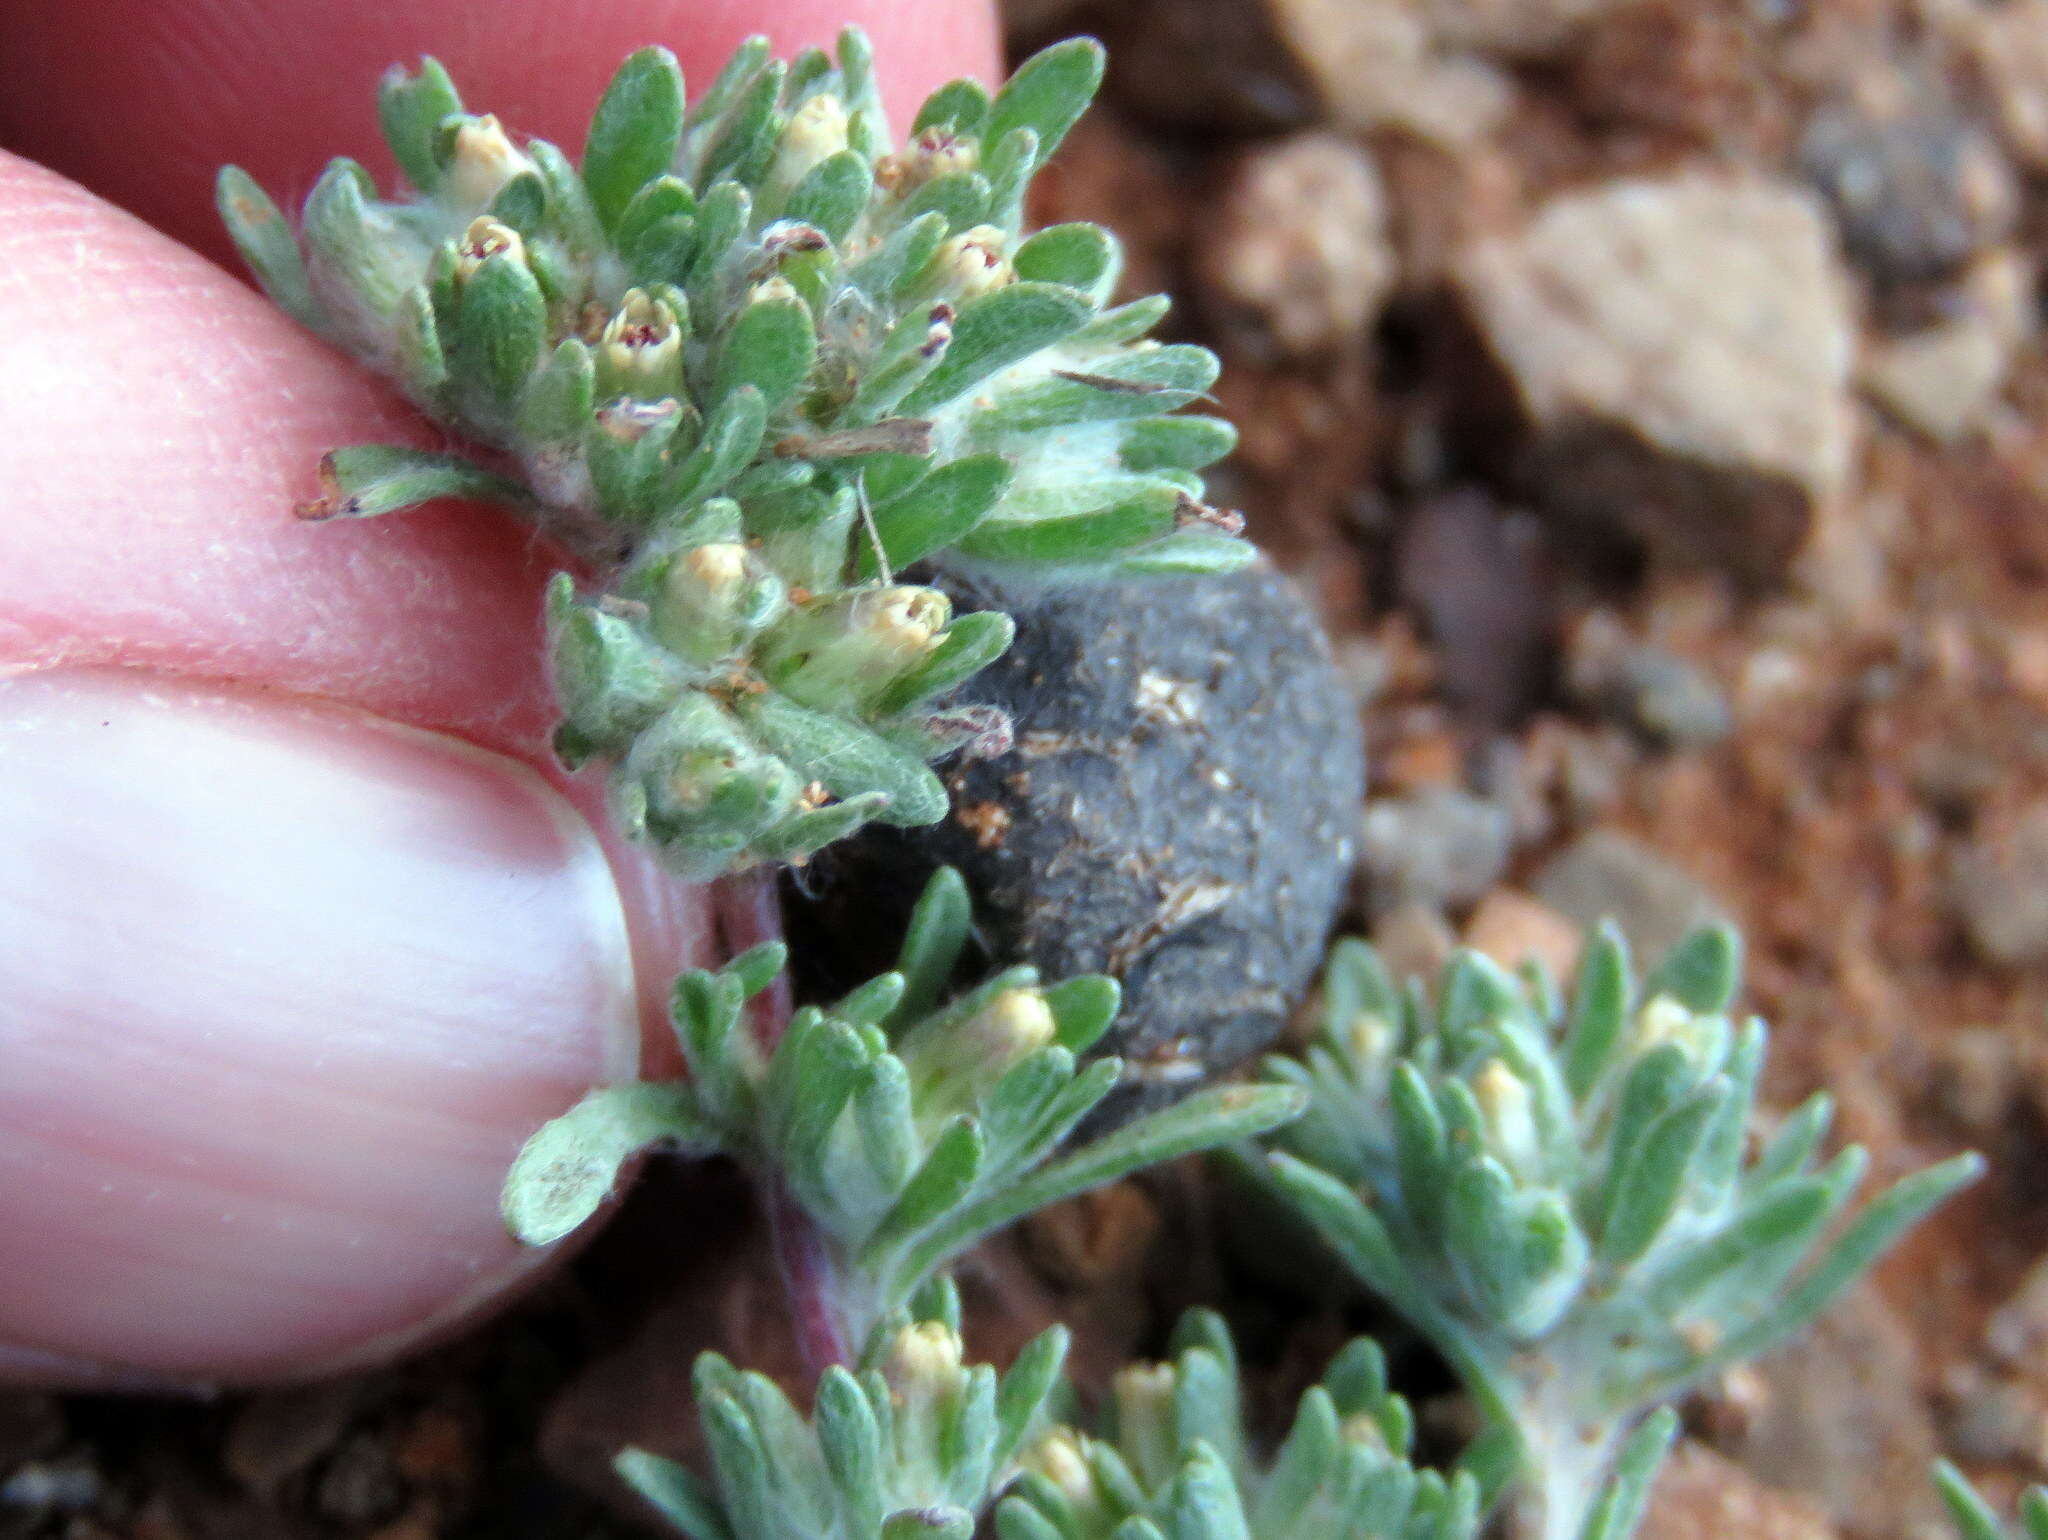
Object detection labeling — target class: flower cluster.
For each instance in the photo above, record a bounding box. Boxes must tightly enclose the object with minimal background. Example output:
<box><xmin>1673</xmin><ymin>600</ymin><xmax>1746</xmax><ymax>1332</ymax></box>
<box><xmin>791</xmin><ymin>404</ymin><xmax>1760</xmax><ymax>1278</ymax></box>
<box><xmin>219</xmin><ymin>31</ymin><xmax>1248</xmax><ymax>877</ymax></box>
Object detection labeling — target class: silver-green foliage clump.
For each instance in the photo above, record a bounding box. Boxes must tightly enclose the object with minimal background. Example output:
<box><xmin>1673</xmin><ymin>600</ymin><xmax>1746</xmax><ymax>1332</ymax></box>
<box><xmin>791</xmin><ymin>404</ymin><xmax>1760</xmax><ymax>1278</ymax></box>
<box><xmin>621</xmin><ymin>1292</ymin><xmax>1068</xmax><ymax>1540</ymax></box>
<box><xmin>1255</xmin><ymin>926</ymin><xmax>1981</xmax><ymax>1540</ymax></box>
<box><xmin>1000</xmin><ymin>1310</ymin><xmax>1480</xmax><ymax>1540</ymax></box>
<box><xmin>502</xmin><ymin>868</ymin><xmax>1300</xmax><ymax>1360</ymax></box>
<box><xmin>218</xmin><ymin>31</ymin><xmax>1248</xmax><ymax>878</ymax></box>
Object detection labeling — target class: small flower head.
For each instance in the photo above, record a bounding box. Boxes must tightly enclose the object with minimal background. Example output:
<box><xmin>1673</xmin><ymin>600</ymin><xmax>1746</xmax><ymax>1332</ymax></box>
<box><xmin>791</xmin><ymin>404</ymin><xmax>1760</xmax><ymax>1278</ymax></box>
<box><xmin>454</xmin><ymin>215</ymin><xmax>526</xmax><ymax>282</ymax></box>
<box><xmin>775</xmin><ymin>92</ymin><xmax>851</xmax><ymax>188</ymax></box>
<box><xmin>598</xmin><ymin>288</ymin><xmax>685</xmax><ymax>400</ymax></box>
<box><xmin>445</xmin><ymin>114</ymin><xmax>535</xmax><ymax>210</ymax></box>
<box><xmin>929</xmin><ymin>225</ymin><xmax>1013</xmax><ymax>299</ymax></box>
<box><xmin>882</xmin><ymin>1320</ymin><xmax>968</xmax><ymax>1401</ymax></box>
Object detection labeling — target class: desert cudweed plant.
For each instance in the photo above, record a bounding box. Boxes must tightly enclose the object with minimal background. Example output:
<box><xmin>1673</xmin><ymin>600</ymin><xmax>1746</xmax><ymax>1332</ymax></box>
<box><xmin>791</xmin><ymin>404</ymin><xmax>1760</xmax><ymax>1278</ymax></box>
<box><xmin>502</xmin><ymin>868</ymin><xmax>1301</xmax><ymax>1364</ymax></box>
<box><xmin>619</xmin><ymin>1288</ymin><xmax>1069</xmax><ymax>1540</ymax></box>
<box><xmin>999</xmin><ymin>1309</ymin><xmax>1484</xmax><ymax>1540</ymax></box>
<box><xmin>218</xmin><ymin>30</ymin><xmax>1249</xmax><ymax>879</ymax></box>
<box><xmin>1938</xmin><ymin>1463</ymin><xmax>2048</xmax><ymax>1540</ymax></box>
<box><xmin>1254</xmin><ymin>926</ymin><xmax>1982</xmax><ymax>1540</ymax></box>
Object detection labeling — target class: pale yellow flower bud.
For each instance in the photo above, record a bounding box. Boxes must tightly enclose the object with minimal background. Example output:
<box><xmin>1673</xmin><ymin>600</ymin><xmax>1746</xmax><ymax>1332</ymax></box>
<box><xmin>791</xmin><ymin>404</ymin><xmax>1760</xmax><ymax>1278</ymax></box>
<box><xmin>598</xmin><ymin>289</ymin><xmax>684</xmax><ymax>397</ymax></box>
<box><xmin>1024</xmin><ymin>1430</ymin><xmax>1097</xmax><ymax>1507</ymax></box>
<box><xmin>776</xmin><ymin>93</ymin><xmax>850</xmax><ymax>188</ymax></box>
<box><xmin>862</xmin><ymin>586</ymin><xmax>951</xmax><ymax>662</ymax></box>
<box><xmin>881</xmin><ymin>1321</ymin><xmax>967</xmax><ymax>1398</ymax></box>
<box><xmin>1473</xmin><ymin>1058</ymin><xmax>1539</xmax><ymax>1174</ymax></box>
<box><xmin>969</xmin><ymin>988</ymin><xmax>1057</xmax><ymax>1062</ymax></box>
<box><xmin>446</xmin><ymin>115</ymin><xmax>535</xmax><ymax>211</ymax></box>
<box><xmin>931</xmin><ymin>225</ymin><xmax>1013</xmax><ymax>299</ymax></box>
<box><xmin>455</xmin><ymin>216</ymin><xmax>525</xmax><ymax>282</ymax></box>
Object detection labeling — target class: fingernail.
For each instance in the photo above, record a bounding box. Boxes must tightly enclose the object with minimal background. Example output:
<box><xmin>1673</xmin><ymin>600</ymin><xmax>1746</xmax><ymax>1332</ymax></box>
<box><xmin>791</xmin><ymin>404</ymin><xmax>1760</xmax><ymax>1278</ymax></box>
<box><xmin>0</xmin><ymin>668</ymin><xmax>641</xmax><ymax>1384</ymax></box>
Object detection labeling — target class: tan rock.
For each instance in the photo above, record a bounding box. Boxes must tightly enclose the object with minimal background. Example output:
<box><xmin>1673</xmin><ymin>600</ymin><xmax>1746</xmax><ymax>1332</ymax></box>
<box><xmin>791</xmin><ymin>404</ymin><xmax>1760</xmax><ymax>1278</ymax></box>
<box><xmin>1266</xmin><ymin>0</ymin><xmax>1514</xmax><ymax>144</ymax></box>
<box><xmin>1458</xmin><ymin>175</ymin><xmax>1858</xmax><ymax>580</ymax></box>
<box><xmin>1464</xmin><ymin>889</ymin><xmax>1583</xmax><ymax>980</ymax></box>
<box><xmin>1863</xmin><ymin>248</ymin><xmax>2034</xmax><ymax>442</ymax></box>
<box><xmin>1959</xmin><ymin>0</ymin><xmax>2048</xmax><ymax>172</ymax></box>
<box><xmin>1199</xmin><ymin>132</ymin><xmax>1395</xmax><ymax>357</ymax></box>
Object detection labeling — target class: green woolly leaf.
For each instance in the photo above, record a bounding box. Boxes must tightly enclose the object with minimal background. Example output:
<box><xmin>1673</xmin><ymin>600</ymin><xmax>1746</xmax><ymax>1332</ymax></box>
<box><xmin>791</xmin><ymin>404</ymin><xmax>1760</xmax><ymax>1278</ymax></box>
<box><xmin>455</xmin><ymin>250</ymin><xmax>546</xmax><ymax>410</ymax></box>
<box><xmin>715</xmin><ymin>290</ymin><xmax>818</xmax><ymax>418</ymax></box>
<box><xmin>987</xmin><ymin>38</ymin><xmax>1106</xmax><ymax>172</ymax></box>
<box><xmin>487</xmin><ymin>171</ymin><xmax>548</xmax><ymax>235</ymax></box>
<box><xmin>1746</xmin><ymin>1091</ymin><xmax>1835</xmax><ymax>1191</ymax></box>
<box><xmin>1041</xmin><ymin>975</ymin><xmax>1121</xmax><ymax>1055</ymax></box>
<box><xmin>981</xmin><ymin>127</ymin><xmax>1041</xmax><ymax>232</ymax></box>
<box><xmin>1563</xmin><ymin>923</ymin><xmax>1633</xmax><ymax>1099</ymax></box>
<box><xmin>664</xmin><ymin>386</ymin><xmax>769</xmax><ymax>509</ymax></box>
<box><xmin>617</xmin><ymin>174</ymin><xmax>699</xmax><ymax>252</ymax></box>
<box><xmin>525</xmin><ymin>139</ymin><xmax>606</xmax><ymax>268</ymax></box>
<box><xmin>901</xmin><ymin>1085</ymin><xmax>1307</xmax><ymax>1286</ymax></box>
<box><xmin>1597</xmin><ymin>1083</ymin><xmax>1728</xmax><ymax>1269</ymax></box>
<box><xmin>888</xmin><ymin>867</ymin><xmax>974</xmax><ymax>1032</ymax></box>
<box><xmin>1074</xmin><ymin>293</ymin><xmax>1170</xmax><ymax>346</ymax></box>
<box><xmin>688</xmin><ymin>34</ymin><xmax>772</xmax><ymax>129</ymax></box>
<box><xmin>700</xmin><ymin>59</ymin><xmax>788</xmax><ymax>190</ymax></box>
<box><xmin>1165</xmin><ymin>1443</ymin><xmax>1252</xmax><ymax>1540</ymax></box>
<box><xmin>912</xmin><ymin>78</ymin><xmax>992</xmax><ymax>139</ymax></box>
<box><xmin>897</xmin><ymin>282</ymin><xmax>1094</xmax><ymax>416</ymax></box>
<box><xmin>729</xmin><ymin>940</ymin><xmax>789</xmax><ymax>1000</ymax></box>
<box><xmin>785</xmin><ymin>150</ymin><xmax>873</xmax><ymax>244</ymax></box>
<box><xmin>518</xmin><ymin>339</ymin><xmax>595</xmax><ymax>446</ymax></box>
<box><xmin>583</xmin><ymin>47</ymin><xmax>686</xmax><ymax>232</ymax></box>
<box><xmin>377</xmin><ymin>57</ymin><xmax>462</xmax><ymax>192</ymax></box>
<box><xmin>615</xmin><ymin>1449</ymin><xmax>735</xmax><ymax>1540</ymax></box>
<box><xmin>1121</xmin><ymin>416</ymin><xmax>1238</xmax><ymax>473</ymax></box>
<box><xmin>907</xmin><ymin>1271</ymin><xmax>964</xmax><ymax>1332</ymax></box>
<box><xmin>299</xmin><ymin>444</ymin><xmax>532</xmax><ymax>521</ymax></box>
<box><xmin>816</xmin><ymin>1369</ymin><xmax>887</xmax><ymax>1538</ymax></box>
<box><xmin>873</xmin><ymin>610</ymin><xmax>1016</xmax><ymax>716</ymax></box>
<box><xmin>861</xmin><ymin>454</ymin><xmax>1014</xmax><ymax>576</ymax></box>
<box><xmin>957</xmin><ymin>482</ymin><xmax>1180</xmax><ymax>564</ymax></box>
<box><xmin>834</xmin><ymin>972</ymin><xmax>908</xmax><ymax>1028</ymax></box>
<box><xmin>1643</xmin><ymin>925</ymin><xmax>1742</xmax><ymax>1013</ymax></box>
<box><xmin>865</xmin><ymin>1115</ymin><xmax>986</xmax><ymax>1261</ymax></box>
<box><xmin>682</xmin><ymin>180</ymin><xmax>751</xmax><ymax>300</ymax></box>
<box><xmin>903</xmin><ymin>172</ymin><xmax>992</xmax><ymax>234</ymax></box>
<box><xmin>741</xmin><ymin>692</ymin><xmax>948</xmax><ymax>827</ymax></box>
<box><xmin>1576</xmin><ymin>1409</ymin><xmax>1678</xmax><ymax>1540</ymax></box>
<box><xmin>1098</xmin><ymin>532</ymin><xmax>1256</xmax><ymax>579</ymax></box>
<box><xmin>625</xmin><ymin>215</ymin><xmax>701</xmax><ymax>289</ymax></box>
<box><xmin>993</xmin><ymin>1326</ymin><xmax>1070</xmax><ymax>1470</ymax></box>
<box><xmin>390</xmin><ymin>287</ymin><xmax>448</xmax><ymax>405</ymax></box>
<box><xmin>854</xmin><ymin>1056</ymin><xmax>921</xmax><ymax>1193</ymax></box>
<box><xmin>502</xmin><ymin>1082</ymin><xmax>719</xmax><ymax>1245</ymax></box>
<box><xmin>1013</xmin><ymin>222</ymin><xmax>1116</xmax><ymax>292</ymax></box>
<box><xmin>216</xmin><ymin>167</ymin><xmax>325</xmax><ymax>331</ymax></box>
<box><xmin>1935</xmin><ymin>1463</ymin><xmax>2011</xmax><ymax>1540</ymax></box>
<box><xmin>1705</xmin><ymin>1152</ymin><xmax>1983</xmax><ymax>1373</ymax></box>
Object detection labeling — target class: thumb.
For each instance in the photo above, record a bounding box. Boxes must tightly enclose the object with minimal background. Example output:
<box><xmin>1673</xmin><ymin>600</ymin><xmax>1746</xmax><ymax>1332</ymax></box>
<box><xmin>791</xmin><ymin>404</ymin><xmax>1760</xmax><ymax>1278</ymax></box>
<box><xmin>0</xmin><ymin>151</ymin><xmax>711</xmax><ymax>1389</ymax></box>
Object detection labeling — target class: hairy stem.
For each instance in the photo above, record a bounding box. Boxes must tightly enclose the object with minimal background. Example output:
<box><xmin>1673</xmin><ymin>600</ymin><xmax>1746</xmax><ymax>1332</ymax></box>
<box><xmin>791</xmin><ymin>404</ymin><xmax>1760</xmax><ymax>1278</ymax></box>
<box><xmin>715</xmin><ymin>866</ymin><xmax>853</xmax><ymax>1370</ymax></box>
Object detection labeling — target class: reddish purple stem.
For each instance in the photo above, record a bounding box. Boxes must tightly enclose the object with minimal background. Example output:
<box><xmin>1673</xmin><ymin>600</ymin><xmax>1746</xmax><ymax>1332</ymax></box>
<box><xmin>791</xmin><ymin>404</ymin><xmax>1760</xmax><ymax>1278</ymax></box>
<box><xmin>713</xmin><ymin>867</ymin><xmax>854</xmax><ymax>1373</ymax></box>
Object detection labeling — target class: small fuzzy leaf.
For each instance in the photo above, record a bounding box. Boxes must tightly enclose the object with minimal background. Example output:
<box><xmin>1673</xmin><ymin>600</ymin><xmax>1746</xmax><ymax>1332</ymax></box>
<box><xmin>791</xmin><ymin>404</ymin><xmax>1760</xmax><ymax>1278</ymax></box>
<box><xmin>377</xmin><ymin>58</ymin><xmax>463</xmax><ymax>192</ymax></box>
<box><xmin>993</xmin><ymin>1326</ymin><xmax>1070</xmax><ymax>1470</ymax></box>
<box><xmin>502</xmin><ymin>1083</ymin><xmax>719</xmax><ymax>1245</ymax></box>
<box><xmin>897</xmin><ymin>282</ymin><xmax>1093</xmax><ymax>416</ymax></box>
<box><xmin>1120</xmin><ymin>416</ymin><xmax>1238</xmax><ymax>473</ymax></box>
<box><xmin>664</xmin><ymin>386</ymin><xmax>769</xmax><ymax>509</ymax></box>
<box><xmin>1099</xmin><ymin>532</ymin><xmax>1255</xmax><ymax>579</ymax></box>
<box><xmin>865</xmin><ymin>1115</ymin><xmax>986</xmax><ymax>1260</ymax></box>
<box><xmin>958</xmin><ymin>482</ymin><xmax>1180</xmax><ymax>564</ymax></box>
<box><xmin>861</xmin><ymin>453</ymin><xmax>1014</xmax><ymax>576</ymax></box>
<box><xmin>614</xmin><ymin>1449</ymin><xmax>736</xmax><ymax>1540</ymax></box>
<box><xmin>216</xmin><ymin>167</ymin><xmax>324</xmax><ymax>330</ymax></box>
<box><xmin>888</xmin><ymin>867</ymin><xmax>973</xmax><ymax>1032</ymax></box>
<box><xmin>1563</xmin><ymin>923</ymin><xmax>1633</xmax><ymax>1098</ymax></box>
<box><xmin>1012</xmin><ymin>222</ymin><xmax>1116</xmax><ymax>292</ymax></box>
<box><xmin>455</xmin><ymin>250</ymin><xmax>546</xmax><ymax>409</ymax></box>
<box><xmin>1576</xmin><ymin>1409</ymin><xmax>1678</xmax><ymax>1540</ymax></box>
<box><xmin>583</xmin><ymin>47</ymin><xmax>686</xmax><ymax>232</ymax></box>
<box><xmin>987</xmin><ymin>38</ymin><xmax>1106</xmax><ymax>171</ymax></box>
<box><xmin>785</xmin><ymin>151</ymin><xmax>873</xmax><ymax>243</ymax></box>
<box><xmin>1040</xmin><ymin>975</ymin><xmax>1120</xmax><ymax>1055</ymax></box>
<box><xmin>298</xmin><ymin>445</ymin><xmax>532</xmax><ymax>521</ymax></box>
<box><xmin>1643</xmin><ymin>925</ymin><xmax>1742</xmax><ymax>1013</ymax></box>
<box><xmin>715</xmin><ymin>290</ymin><xmax>818</xmax><ymax>417</ymax></box>
<box><xmin>700</xmin><ymin>60</ymin><xmax>787</xmax><ymax>189</ymax></box>
<box><xmin>1597</xmin><ymin>1084</ymin><xmax>1728</xmax><ymax>1269</ymax></box>
<box><xmin>742</xmin><ymin>693</ymin><xmax>948</xmax><ymax>827</ymax></box>
<box><xmin>1935</xmin><ymin>1463</ymin><xmax>2011</xmax><ymax>1540</ymax></box>
<box><xmin>912</xmin><ymin>78</ymin><xmax>992</xmax><ymax>138</ymax></box>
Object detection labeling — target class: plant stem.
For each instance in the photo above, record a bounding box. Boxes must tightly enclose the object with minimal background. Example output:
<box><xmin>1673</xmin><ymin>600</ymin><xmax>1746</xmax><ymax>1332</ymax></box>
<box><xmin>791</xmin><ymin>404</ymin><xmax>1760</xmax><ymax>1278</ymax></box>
<box><xmin>714</xmin><ymin>867</ymin><xmax>854</xmax><ymax>1371</ymax></box>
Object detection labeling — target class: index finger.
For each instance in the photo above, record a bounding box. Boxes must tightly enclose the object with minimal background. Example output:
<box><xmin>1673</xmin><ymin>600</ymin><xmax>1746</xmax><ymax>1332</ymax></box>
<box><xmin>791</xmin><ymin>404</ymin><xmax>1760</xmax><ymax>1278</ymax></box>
<box><xmin>0</xmin><ymin>0</ymin><xmax>1000</xmax><ymax>267</ymax></box>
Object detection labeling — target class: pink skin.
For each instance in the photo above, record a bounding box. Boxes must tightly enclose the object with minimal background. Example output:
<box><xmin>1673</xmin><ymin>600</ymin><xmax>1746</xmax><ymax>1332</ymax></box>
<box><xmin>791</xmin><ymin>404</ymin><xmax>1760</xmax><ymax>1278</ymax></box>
<box><xmin>0</xmin><ymin>0</ymin><xmax>999</xmax><ymax>1388</ymax></box>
